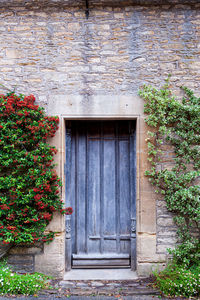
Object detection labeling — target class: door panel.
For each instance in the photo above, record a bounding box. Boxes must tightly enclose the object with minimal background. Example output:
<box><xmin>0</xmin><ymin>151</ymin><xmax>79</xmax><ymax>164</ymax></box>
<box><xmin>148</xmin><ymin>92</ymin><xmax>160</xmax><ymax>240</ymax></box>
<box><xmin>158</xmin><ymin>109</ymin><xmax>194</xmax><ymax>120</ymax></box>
<box><xmin>66</xmin><ymin>121</ymin><xmax>136</xmax><ymax>268</ymax></box>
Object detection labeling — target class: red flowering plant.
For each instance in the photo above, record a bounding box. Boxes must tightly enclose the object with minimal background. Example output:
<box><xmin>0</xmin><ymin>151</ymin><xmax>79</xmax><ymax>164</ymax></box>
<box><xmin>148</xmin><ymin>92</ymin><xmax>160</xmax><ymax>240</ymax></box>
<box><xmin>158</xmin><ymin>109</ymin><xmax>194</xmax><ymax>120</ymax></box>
<box><xmin>0</xmin><ymin>92</ymin><xmax>72</xmax><ymax>246</ymax></box>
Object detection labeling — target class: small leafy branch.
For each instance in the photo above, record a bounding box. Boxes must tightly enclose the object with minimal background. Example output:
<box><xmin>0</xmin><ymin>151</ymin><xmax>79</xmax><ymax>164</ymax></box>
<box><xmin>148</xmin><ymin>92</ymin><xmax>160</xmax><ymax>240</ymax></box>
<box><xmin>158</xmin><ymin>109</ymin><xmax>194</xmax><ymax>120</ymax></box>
<box><xmin>0</xmin><ymin>92</ymin><xmax>72</xmax><ymax>245</ymax></box>
<box><xmin>139</xmin><ymin>79</ymin><xmax>200</xmax><ymax>268</ymax></box>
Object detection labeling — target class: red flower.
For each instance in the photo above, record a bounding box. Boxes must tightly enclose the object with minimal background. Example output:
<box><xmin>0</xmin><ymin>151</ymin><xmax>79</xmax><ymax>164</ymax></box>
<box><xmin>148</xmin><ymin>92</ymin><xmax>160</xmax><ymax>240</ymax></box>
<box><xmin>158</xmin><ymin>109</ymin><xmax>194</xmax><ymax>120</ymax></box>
<box><xmin>33</xmin><ymin>156</ymin><xmax>38</xmax><ymax>162</ymax></box>
<box><xmin>9</xmin><ymin>202</ymin><xmax>15</xmax><ymax>205</ymax></box>
<box><xmin>31</xmin><ymin>218</ymin><xmax>40</xmax><ymax>222</ymax></box>
<box><xmin>0</xmin><ymin>204</ymin><xmax>10</xmax><ymax>210</ymax></box>
<box><xmin>7</xmin><ymin>225</ymin><xmax>16</xmax><ymax>231</ymax></box>
<box><xmin>41</xmin><ymin>212</ymin><xmax>52</xmax><ymax>221</ymax></box>
<box><xmin>33</xmin><ymin>238</ymin><xmax>39</xmax><ymax>241</ymax></box>
<box><xmin>50</xmin><ymin>206</ymin><xmax>56</xmax><ymax>212</ymax></box>
<box><xmin>60</xmin><ymin>207</ymin><xmax>73</xmax><ymax>215</ymax></box>
<box><xmin>6</xmin><ymin>214</ymin><xmax>15</xmax><ymax>220</ymax></box>
<box><xmin>3</xmin><ymin>241</ymin><xmax>10</xmax><ymax>245</ymax></box>
<box><xmin>34</xmin><ymin>194</ymin><xmax>42</xmax><ymax>201</ymax></box>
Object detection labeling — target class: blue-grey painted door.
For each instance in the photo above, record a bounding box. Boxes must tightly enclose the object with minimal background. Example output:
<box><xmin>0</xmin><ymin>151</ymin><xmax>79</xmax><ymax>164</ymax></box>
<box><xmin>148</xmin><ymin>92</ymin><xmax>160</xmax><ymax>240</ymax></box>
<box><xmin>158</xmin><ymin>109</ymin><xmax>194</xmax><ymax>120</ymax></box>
<box><xmin>65</xmin><ymin>121</ymin><xmax>136</xmax><ymax>269</ymax></box>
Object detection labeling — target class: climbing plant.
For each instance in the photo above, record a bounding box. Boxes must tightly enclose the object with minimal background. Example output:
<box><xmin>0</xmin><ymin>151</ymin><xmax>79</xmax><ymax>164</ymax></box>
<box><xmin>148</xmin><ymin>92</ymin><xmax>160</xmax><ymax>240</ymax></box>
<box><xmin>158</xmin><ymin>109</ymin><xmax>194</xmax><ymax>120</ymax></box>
<box><xmin>0</xmin><ymin>91</ymin><xmax>72</xmax><ymax>245</ymax></box>
<box><xmin>139</xmin><ymin>79</ymin><xmax>200</xmax><ymax>268</ymax></box>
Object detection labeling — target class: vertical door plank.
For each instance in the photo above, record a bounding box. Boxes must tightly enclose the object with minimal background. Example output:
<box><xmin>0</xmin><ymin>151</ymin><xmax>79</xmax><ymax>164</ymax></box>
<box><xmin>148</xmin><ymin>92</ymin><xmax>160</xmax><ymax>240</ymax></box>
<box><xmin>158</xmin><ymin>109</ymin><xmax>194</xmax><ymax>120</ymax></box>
<box><xmin>100</xmin><ymin>122</ymin><xmax>104</xmax><ymax>254</ymax></box>
<box><xmin>103</xmin><ymin>122</ymin><xmax>116</xmax><ymax>253</ymax></box>
<box><xmin>130</xmin><ymin>122</ymin><xmax>137</xmax><ymax>270</ymax></box>
<box><xmin>70</xmin><ymin>126</ymin><xmax>76</xmax><ymax>255</ymax></box>
<box><xmin>88</xmin><ymin>124</ymin><xmax>101</xmax><ymax>254</ymax></box>
<box><xmin>115</xmin><ymin>123</ymin><xmax>120</xmax><ymax>254</ymax></box>
<box><xmin>76</xmin><ymin>124</ymin><xmax>87</xmax><ymax>254</ymax></box>
<box><xmin>119</xmin><ymin>139</ymin><xmax>131</xmax><ymax>254</ymax></box>
<box><xmin>119</xmin><ymin>139</ymin><xmax>131</xmax><ymax>234</ymax></box>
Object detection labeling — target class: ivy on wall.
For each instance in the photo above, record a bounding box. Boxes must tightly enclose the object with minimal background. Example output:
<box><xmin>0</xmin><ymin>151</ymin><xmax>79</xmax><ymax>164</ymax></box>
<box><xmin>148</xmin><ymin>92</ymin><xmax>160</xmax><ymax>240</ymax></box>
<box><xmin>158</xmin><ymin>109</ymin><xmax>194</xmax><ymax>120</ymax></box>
<box><xmin>0</xmin><ymin>92</ymin><xmax>72</xmax><ymax>245</ymax></box>
<box><xmin>139</xmin><ymin>79</ymin><xmax>200</xmax><ymax>268</ymax></box>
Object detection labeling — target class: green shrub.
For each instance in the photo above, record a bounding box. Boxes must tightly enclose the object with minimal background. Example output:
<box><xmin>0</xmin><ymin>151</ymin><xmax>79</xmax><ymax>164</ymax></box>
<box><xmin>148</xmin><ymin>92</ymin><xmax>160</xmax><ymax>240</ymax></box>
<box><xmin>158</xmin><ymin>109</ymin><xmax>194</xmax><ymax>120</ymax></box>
<box><xmin>139</xmin><ymin>82</ymin><xmax>200</xmax><ymax>251</ymax></box>
<box><xmin>154</xmin><ymin>263</ymin><xmax>200</xmax><ymax>298</ymax></box>
<box><xmin>168</xmin><ymin>238</ymin><xmax>200</xmax><ymax>268</ymax></box>
<box><xmin>0</xmin><ymin>262</ymin><xmax>50</xmax><ymax>295</ymax></box>
<box><xmin>139</xmin><ymin>79</ymin><xmax>200</xmax><ymax>298</ymax></box>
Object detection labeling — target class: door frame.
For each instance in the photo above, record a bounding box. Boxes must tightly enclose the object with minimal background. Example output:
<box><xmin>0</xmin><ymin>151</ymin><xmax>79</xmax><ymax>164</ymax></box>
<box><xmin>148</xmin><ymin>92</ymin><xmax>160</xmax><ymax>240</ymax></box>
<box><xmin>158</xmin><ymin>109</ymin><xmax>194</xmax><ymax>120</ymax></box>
<box><xmin>60</xmin><ymin>115</ymin><xmax>140</xmax><ymax>272</ymax></box>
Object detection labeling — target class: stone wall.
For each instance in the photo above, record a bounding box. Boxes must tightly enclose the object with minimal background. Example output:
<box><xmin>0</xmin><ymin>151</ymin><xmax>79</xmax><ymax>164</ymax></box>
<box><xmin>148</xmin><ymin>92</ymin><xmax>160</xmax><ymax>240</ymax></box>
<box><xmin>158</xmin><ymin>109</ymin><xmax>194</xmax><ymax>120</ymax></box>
<box><xmin>0</xmin><ymin>0</ymin><xmax>199</xmax><ymax>277</ymax></box>
<box><xmin>0</xmin><ymin>1</ymin><xmax>199</xmax><ymax>100</ymax></box>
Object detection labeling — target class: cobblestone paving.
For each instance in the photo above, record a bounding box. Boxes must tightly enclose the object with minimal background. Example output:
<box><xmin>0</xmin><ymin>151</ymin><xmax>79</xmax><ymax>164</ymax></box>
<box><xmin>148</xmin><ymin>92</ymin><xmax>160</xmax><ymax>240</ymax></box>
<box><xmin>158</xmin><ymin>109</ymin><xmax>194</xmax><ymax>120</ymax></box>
<box><xmin>0</xmin><ymin>278</ymin><xmax>187</xmax><ymax>300</ymax></box>
<box><xmin>52</xmin><ymin>278</ymin><xmax>159</xmax><ymax>297</ymax></box>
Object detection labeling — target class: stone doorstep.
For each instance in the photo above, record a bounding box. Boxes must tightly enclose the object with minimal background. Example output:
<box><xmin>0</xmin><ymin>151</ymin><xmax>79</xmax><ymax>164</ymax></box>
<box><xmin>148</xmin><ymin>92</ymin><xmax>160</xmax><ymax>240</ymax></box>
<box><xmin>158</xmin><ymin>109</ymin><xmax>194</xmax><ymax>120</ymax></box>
<box><xmin>63</xmin><ymin>269</ymin><xmax>138</xmax><ymax>281</ymax></box>
<box><xmin>39</xmin><ymin>278</ymin><xmax>160</xmax><ymax>297</ymax></box>
<box><xmin>40</xmin><ymin>289</ymin><xmax>159</xmax><ymax>297</ymax></box>
<box><xmin>62</xmin><ymin>289</ymin><xmax>159</xmax><ymax>296</ymax></box>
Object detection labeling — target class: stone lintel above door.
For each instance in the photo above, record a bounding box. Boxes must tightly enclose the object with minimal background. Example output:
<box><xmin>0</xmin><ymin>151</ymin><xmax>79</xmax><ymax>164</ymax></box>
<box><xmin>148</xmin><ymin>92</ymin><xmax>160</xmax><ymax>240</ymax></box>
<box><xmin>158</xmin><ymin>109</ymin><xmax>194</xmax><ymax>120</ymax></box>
<box><xmin>47</xmin><ymin>95</ymin><xmax>144</xmax><ymax>118</ymax></box>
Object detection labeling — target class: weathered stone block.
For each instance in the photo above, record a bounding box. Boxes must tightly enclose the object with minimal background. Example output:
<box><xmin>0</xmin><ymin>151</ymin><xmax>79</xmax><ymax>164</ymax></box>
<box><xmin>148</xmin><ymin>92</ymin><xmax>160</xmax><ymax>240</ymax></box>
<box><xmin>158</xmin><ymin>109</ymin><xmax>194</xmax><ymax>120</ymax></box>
<box><xmin>137</xmin><ymin>262</ymin><xmax>166</xmax><ymax>277</ymax></box>
<box><xmin>157</xmin><ymin>216</ymin><xmax>175</xmax><ymax>227</ymax></box>
<box><xmin>9</xmin><ymin>245</ymin><xmax>43</xmax><ymax>255</ymax></box>
<box><xmin>157</xmin><ymin>236</ymin><xmax>178</xmax><ymax>245</ymax></box>
<box><xmin>35</xmin><ymin>233</ymin><xmax>65</xmax><ymax>278</ymax></box>
<box><xmin>157</xmin><ymin>244</ymin><xmax>175</xmax><ymax>254</ymax></box>
<box><xmin>7</xmin><ymin>255</ymin><xmax>34</xmax><ymax>273</ymax></box>
<box><xmin>46</xmin><ymin>212</ymin><xmax>65</xmax><ymax>232</ymax></box>
<box><xmin>5</xmin><ymin>49</ymin><xmax>24</xmax><ymax>59</ymax></box>
<box><xmin>137</xmin><ymin>235</ymin><xmax>165</xmax><ymax>263</ymax></box>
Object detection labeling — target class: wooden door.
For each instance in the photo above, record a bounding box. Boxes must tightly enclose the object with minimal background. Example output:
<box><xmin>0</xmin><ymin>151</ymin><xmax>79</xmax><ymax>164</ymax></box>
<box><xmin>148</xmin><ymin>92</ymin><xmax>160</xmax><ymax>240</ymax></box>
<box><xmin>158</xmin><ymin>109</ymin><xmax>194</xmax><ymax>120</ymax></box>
<box><xmin>65</xmin><ymin>121</ymin><xmax>136</xmax><ymax>270</ymax></box>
